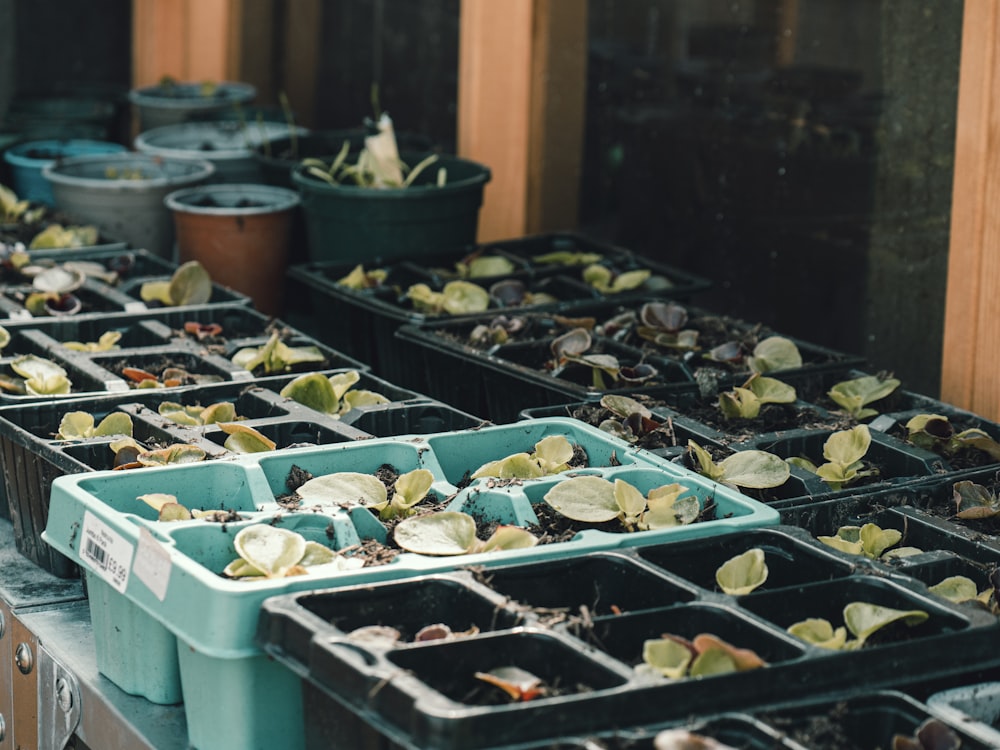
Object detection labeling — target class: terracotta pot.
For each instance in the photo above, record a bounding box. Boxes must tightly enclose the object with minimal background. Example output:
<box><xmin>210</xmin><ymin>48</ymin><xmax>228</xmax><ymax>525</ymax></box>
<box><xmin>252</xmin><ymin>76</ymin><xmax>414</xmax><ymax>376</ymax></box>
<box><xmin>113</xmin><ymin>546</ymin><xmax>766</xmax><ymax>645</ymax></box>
<box><xmin>164</xmin><ymin>184</ymin><xmax>300</xmax><ymax>315</ymax></box>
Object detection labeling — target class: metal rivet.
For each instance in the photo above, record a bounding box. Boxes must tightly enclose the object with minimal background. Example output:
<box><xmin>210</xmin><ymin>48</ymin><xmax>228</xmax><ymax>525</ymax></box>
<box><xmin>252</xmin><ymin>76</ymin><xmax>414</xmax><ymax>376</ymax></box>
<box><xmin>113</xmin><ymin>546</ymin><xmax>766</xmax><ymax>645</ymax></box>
<box><xmin>14</xmin><ymin>642</ymin><xmax>33</xmax><ymax>675</ymax></box>
<box><xmin>56</xmin><ymin>677</ymin><xmax>73</xmax><ymax>712</ymax></box>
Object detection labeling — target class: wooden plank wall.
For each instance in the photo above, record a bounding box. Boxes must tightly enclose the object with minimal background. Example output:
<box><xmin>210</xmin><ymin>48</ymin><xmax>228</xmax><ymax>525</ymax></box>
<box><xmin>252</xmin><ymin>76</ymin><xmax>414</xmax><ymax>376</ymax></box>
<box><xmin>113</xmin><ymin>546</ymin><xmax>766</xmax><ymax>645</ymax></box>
<box><xmin>940</xmin><ymin>0</ymin><xmax>1000</xmax><ymax>418</ymax></box>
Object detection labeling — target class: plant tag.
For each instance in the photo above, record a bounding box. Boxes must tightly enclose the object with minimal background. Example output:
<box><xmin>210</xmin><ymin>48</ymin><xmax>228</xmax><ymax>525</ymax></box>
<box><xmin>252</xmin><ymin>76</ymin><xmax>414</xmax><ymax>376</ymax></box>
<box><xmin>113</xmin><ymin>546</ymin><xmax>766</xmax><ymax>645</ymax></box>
<box><xmin>80</xmin><ymin>510</ymin><xmax>134</xmax><ymax>593</ymax></box>
<box><xmin>133</xmin><ymin>527</ymin><xmax>172</xmax><ymax>601</ymax></box>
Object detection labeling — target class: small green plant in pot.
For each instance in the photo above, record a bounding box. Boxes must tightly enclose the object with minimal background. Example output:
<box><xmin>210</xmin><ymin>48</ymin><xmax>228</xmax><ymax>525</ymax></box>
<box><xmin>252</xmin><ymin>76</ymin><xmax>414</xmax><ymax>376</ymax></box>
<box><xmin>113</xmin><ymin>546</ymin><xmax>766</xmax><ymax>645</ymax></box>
<box><xmin>292</xmin><ymin>113</ymin><xmax>491</xmax><ymax>264</ymax></box>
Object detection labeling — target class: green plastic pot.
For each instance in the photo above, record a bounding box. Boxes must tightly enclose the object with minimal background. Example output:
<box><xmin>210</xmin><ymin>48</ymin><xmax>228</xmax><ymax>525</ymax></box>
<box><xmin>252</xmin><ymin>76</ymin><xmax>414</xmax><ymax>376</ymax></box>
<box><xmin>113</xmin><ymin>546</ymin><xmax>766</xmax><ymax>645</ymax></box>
<box><xmin>291</xmin><ymin>152</ymin><xmax>491</xmax><ymax>264</ymax></box>
<box><xmin>128</xmin><ymin>81</ymin><xmax>257</xmax><ymax>132</ymax></box>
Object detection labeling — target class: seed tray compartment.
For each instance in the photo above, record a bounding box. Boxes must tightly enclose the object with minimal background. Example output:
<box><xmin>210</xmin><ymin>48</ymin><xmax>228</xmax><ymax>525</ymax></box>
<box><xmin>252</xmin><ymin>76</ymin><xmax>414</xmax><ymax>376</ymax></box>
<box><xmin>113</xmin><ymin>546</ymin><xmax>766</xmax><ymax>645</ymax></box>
<box><xmin>927</xmin><ymin>681</ymin><xmax>1000</xmax><ymax>747</ymax></box>
<box><xmin>284</xmin><ymin>233</ymin><xmax>711</xmax><ymax>381</ymax></box>
<box><xmin>255</xmin><ymin>521</ymin><xmax>1000</xmax><ymax>750</ymax></box>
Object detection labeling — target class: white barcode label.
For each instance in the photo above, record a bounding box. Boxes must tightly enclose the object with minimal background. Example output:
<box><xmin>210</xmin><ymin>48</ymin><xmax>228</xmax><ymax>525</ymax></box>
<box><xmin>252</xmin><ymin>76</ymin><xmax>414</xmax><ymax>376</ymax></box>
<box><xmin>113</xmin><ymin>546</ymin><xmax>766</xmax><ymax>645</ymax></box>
<box><xmin>81</xmin><ymin>511</ymin><xmax>134</xmax><ymax>593</ymax></box>
<box><xmin>133</xmin><ymin>527</ymin><xmax>172</xmax><ymax>601</ymax></box>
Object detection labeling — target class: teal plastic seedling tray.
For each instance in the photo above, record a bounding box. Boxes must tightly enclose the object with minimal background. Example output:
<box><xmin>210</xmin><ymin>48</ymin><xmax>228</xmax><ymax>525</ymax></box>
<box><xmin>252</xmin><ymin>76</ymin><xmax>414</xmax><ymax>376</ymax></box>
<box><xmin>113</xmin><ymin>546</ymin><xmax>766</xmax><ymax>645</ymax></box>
<box><xmin>42</xmin><ymin>418</ymin><xmax>776</xmax><ymax>750</ymax></box>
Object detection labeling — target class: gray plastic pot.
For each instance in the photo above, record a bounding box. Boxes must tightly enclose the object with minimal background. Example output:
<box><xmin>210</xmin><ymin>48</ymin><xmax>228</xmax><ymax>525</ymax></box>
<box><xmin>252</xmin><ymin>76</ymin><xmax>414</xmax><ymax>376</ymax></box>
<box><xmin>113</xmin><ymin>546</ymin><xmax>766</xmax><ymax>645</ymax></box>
<box><xmin>128</xmin><ymin>81</ymin><xmax>257</xmax><ymax>132</ymax></box>
<box><xmin>134</xmin><ymin>121</ymin><xmax>308</xmax><ymax>184</ymax></box>
<box><xmin>43</xmin><ymin>153</ymin><xmax>215</xmax><ymax>260</ymax></box>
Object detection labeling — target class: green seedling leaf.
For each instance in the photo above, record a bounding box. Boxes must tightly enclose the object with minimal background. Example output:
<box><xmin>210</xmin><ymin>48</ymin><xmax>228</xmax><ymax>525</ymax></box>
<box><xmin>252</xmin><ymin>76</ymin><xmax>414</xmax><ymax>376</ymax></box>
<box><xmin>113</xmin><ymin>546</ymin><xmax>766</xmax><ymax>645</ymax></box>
<box><xmin>823</xmin><ymin>424</ymin><xmax>871</xmax><ymax>465</ymax></box>
<box><xmin>641</xmin><ymin>637</ymin><xmax>693</xmax><ymax>679</ymax></box>
<box><xmin>688</xmin><ymin>648</ymin><xmax>738</xmax><ymax>677</ymax></box>
<box><xmin>472</xmin><ymin>452</ymin><xmax>543</xmax><ymax>480</ymax></box>
<box><xmin>746</xmin><ymin>336</ymin><xmax>802</xmax><ymax>373</ymax></box>
<box><xmin>787</xmin><ymin>456</ymin><xmax>818</xmax><ymax>473</ymax></box>
<box><xmin>691</xmin><ymin>634</ymin><xmax>767</xmax><ymax>671</ymax></box>
<box><xmin>816</xmin><ymin>533</ymin><xmax>865</xmax><ymax>556</ymax></box>
<box><xmin>56</xmin><ymin>411</ymin><xmax>133</xmax><ymax>440</ymax></box>
<box><xmin>952</xmin><ymin>479</ymin><xmax>1000</xmax><ymax>519</ymax></box>
<box><xmin>139</xmin><ymin>280</ymin><xmax>173</xmax><ymax>305</ymax></box>
<box><xmin>787</xmin><ymin>618</ymin><xmax>848</xmax><ymax>650</ymax></box>
<box><xmin>928</xmin><ymin>575</ymin><xmax>980</xmax><ymax>604</ymax></box>
<box><xmin>716</xmin><ymin>450</ymin><xmax>791</xmax><ymax>489</ymax></box>
<box><xmin>457</xmin><ymin>255</ymin><xmax>516</xmax><ymax>278</ymax></box>
<box><xmin>718</xmin><ymin>372</ymin><xmax>797</xmax><ymax>419</ymax></box>
<box><xmin>533</xmin><ymin>435</ymin><xmax>574</xmax><ymax>473</ymax></box>
<box><xmin>391</xmin><ymin>469</ymin><xmax>435</xmax><ymax>516</ymax></box>
<box><xmin>233</xmin><ymin>525</ymin><xmax>307</xmax><ymax>578</ymax></box>
<box><xmin>441</xmin><ymin>280</ymin><xmax>491</xmax><ymax>313</ymax></box>
<box><xmin>296</xmin><ymin>471</ymin><xmax>388</xmax><ymax>510</ymax></box>
<box><xmin>715</xmin><ymin>548</ymin><xmax>768</xmax><ymax>595</ymax></box>
<box><xmin>532</xmin><ymin>250</ymin><xmax>603</xmax><ymax>266</ymax></box>
<box><xmin>158</xmin><ymin>503</ymin><xmax>194</xmax><ymax>522</ymax></box>
<box><xmin>168</xmin><ymin>260</ymin><xmax>212</xmax><ymax>305</ymax></box>
<box><xmin>231</xmin><ymin>330</ymin><xmax>326</xmax><ymax>374</ymax></box>
<box><xmin>828</xmin><ymin>374</ymin><xmax>901</xmax><ymax>419</ymax></box>
<box><xmin>687</xmin><ymin>440</ymin><xmax>727</xmax><ymax>483</ymax></box>
<box><xmin>63</xmin><ymin>330</ymin><xmax>122</xmax><ymax>352</ymax></box>
<box><xmin>280</xmin><ymin>371</ymin><xmax>340</xmax><ymax>414</ymax></box>
<box><xmin>394</xmin><ymin>511</ymin><xmax>479</xmax><ymax>555</ymax></box>
<box><xmin>817</xmin><ymin>523</ymin><xmax>902</xmax><ymax>559</ymax></box>
<box><xmin>219</xmin><ymin>423</ymin><xmax>276</xmax><ymax>454</ymax></box>
<box><xmin>600</xmin><ymin>394</ymin><xmax>651</xmax><ymax>419</ymax></box>
<box><xmin>843</xmin><ymin>601</ymin><xmax>928</xmax><ymax>648</ymax></box>
<box><xmin>11</xmin><ymin>355</ymin><xmax>71</xmax><ymax>395</ymax></box>
<box><xmin>543</xmin><ymin>475</ymin><xmax>619</xmax><ymax>523</ymax></box>
<box><xmin>0</xmin><ymin>326</ymin><xmax>8</xmax><ymax>351</ymax></box>
<box><xmin>718</xmin><ymin>387</ymin><xmax>761</xmax><ymax>419</ymax></box>
<box><xmin>614</xmin><ymin>478</ymin><xmax>647</xmax><ymax>528</ymax></box>
<box><xmin>336</xmin><ymin>264</ymin><xmax>387</xmax><ymax>289</ymax></box>
<box><xmin>201</xmin><ymin>401</ymin><xmax>237</xmax><ymax>424</ymax></box>
<box><xmin>643</xmin><ymin>485</ymin><xmax>700</xmax><ymax>529</ymax></box>
<box><xmin>478</xmin><ymin>525</ymin><xmax>539</xmax><ymax>552</ymax></box>
<box><xmin>342</xmin><ymin>389</ymin><xmax>390</xmax><ymax>410</ymax></box>
<box><xmin>136</xmin><ymin>444</ymin><xmax>207</xmax><ymax>466</ymax></box>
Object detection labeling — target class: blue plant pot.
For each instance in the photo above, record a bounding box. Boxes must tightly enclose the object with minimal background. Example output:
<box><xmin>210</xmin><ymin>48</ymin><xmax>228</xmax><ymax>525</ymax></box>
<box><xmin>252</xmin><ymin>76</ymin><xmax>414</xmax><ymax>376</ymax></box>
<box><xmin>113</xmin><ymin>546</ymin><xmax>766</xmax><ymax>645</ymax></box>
<box><xmin>3</xmin><ymin>139</ymin><xmax>128</xmax><ymax>205</ymax></box>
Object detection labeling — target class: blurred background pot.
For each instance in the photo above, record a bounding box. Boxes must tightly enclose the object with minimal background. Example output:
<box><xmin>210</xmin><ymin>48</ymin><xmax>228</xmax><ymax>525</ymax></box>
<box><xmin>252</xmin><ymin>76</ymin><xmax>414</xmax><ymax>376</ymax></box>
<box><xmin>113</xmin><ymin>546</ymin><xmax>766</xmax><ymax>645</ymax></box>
<box><xmin>128</xmin><ymin>80</ymin><xmax>257</xmax><ymax>132</ymax></box>
<box><xmin>165</xmin><ymin>183</ymin><xmax>300</xmax><ymax>315</ymax></box>
<box><xmin>43</xmin><ymin>153</ymin><xmax>215</xmax><ymax>259</ymax></box>
<box><xmin>291</xmin><ymin>151</ymin><xmax>490</xmax><ymax>264</ymax></box>
<box><xmin>134</xmin><ymin>121</ymin><xmax>308</xmax><ymax>183</ymax></box>
<box><xmin>4</xmin><ymin>139</ymin><xmax>128</xmax><ymax>205</ymax></box>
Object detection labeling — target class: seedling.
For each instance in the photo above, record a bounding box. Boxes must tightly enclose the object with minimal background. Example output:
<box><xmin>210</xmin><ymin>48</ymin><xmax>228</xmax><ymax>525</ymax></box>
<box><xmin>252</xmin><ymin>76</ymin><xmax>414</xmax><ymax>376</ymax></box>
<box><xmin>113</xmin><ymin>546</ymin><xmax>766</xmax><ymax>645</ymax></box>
<box><xmin>0</xmin><ymin>184</ymin><xmax>30</xmax><ymax>223</ymax></box>
<box><xmin>532</xmin><ymin>249</ymin><xmax>603</xmax><ymax>266</ymax></box>
<box><xmin>300</xmin><ymin>113</ymin><xmax>442</xmax><ymax>189</ymax></box>
<box><xmin>745</xmin><ymin>336</ymin><xmax>803</xmax><ymax>374</ymax></box>
<box><xmin>718</xmin><ymin>373</ymin><xmax>796</xmax><ymax>420</ymax></box>
<box><xmin>218</xmin><ymin>423</ymin><xmax>275</xmax><ymax>454</ymax></box>
<box><xmin>637</xmin><ymin>632</ymin><xmax>766</xmax><ymax>680</ymax></box>
<box><xmin>406</xmin><ymin>280</ymin><xmax>490</xmax><ymax>315</ymax></box>
<box><xmin>336</xmin><ymin>264</ymin><xmax>388</xmax><ymax>290</ymax></box>
<box><xmin>231</xmin><ymin>330</ymin><xmax>326</xmax><ymax>374</ymax></box>
<box><xmin>468</xmin><ymin>314</ymin><xmax>529</xmax><ymax>347</ymax></box>
<box><xmin>687</xmin><ymin>440</ymin><xmax>790</xmax><ymax>490</ymax></box>
<box><xmin>157</xmin><ymin>400</ymin><xmax>238</xmax><ymax>426</ymax></box>
<box><xmin>120</xmin><ymin>364</ymin><xmax>223</xmax><ymax>389</ymax></box>
<box><xmin>928</xmin><ymin>575</ymin><xmax>997</xmax><ymax>611</ymax></box>
<box><xmin>27</xmin><ymin>223</ymin><xmax>98</xmax><ymax>249</ymax></box>
<box><xmin>0</xmin><ymin>355</ymin><xmax>72</xmax><ymax>396</ymax></box>
<box><xmin>787</xmin><ymin>601</ymin><xmax>929</xmax><ymax>650</ymax></box>
<box><xmin>222</xmin><ymin>524</ymin><xmax>363</xmax><ymax>580</ymax></box>
<box><xmin>891</xmin><ymin>718</ymin><xmax>962</xmax><ymax>750</ymax></box>
<box><xmin>547</xmin><ymin>327</ymin><xmax>656</xmax><ymax>390</ymax></box>
<box><xmin>110</xmin><ymin>439</ymin><xmax>207</xmax><ymax>469</ymax></box>
<box><xmin>62</xmin><ymin>330</ymin><xmax>122</xmax><ymax>352</ymax></box>
<box><xmin>542</xmin><ymin>475</ymin><xmax>702</xmax><ymax>532</ymax></box>
<box><xmin>56</xmin><ymin>411</ymin><xmax>133</xmax><ymax>440</ymax></box>
<box><xmin>470</xmin><ymin>435</ymin><xmax>576</xmax><ymax>480</ymax></box>
<box><xmin>347</xmin><ymin>622</ymin><xmax>480</xmax><ymax>646</ymax></box>
<box><xmin>487</xmin><ymin>278</ymin><xmax>558</xmax><ymax>308</ymax></box>
<box><xmin>452</xmin><ymin>251</ymin><xmax>516</xmax><ymax>279</ymax></box>
<box><xmin>905</xmin><ymin>414</ymin><xmax>1000</xmax><ymax>462</ymax></box>
<box><xmin>715</xmin><ymin>548</ymin><xmax>768</xmax><ymax>595</ymax></box>
<box><xmin>596</xmin><ymin>394</ymin><xmax>671</xmax><ymax>444</ymax></box>
<box><xmin>295</xmin><ymin>468</ymin><xmax>435</xmax><ymax>520</ymax></box>
<box><xmin>816</xmin><ymin>523</ymin><xmax>922</xmax><ymax>560</ymax></box>
<box><xmin>634</xmin><ymin>301</ymin><xmax>699</xmax><ymax>350</ymax></box>
<box><xmin>828</xmin><ymin>374</ymin><xmax>900</xmax><ymax>419</ymax></box>
<box><xmin>787</xmin><ymin>424</ymin><xmax>877</xmax><ymax>490</ymax></box>
<box><xmin>393</xmin><ymin>511</ymin><xmax>538</xmax><ymax>556</ymax></box>
<box><xmin>582</xmin><ymin>264</ymin><xmax>651</xmax><ymax>294</ymax></box>
<box><xmin>473</xmin><ymin>666</ymin><xmax>548</xmax><ymax>702</ymax></box>
<box><xmin>279</xmin><ymin>370</ymin><xmax>389</xmax><ymax>416</ymax></box>
<box><xmin>139</xmin><ymin>260</ymin><xmax>213</xmax><ymax>307</ymax></box>
<box><xmin>951</xmin><ymin>479</ymin><xmax>1000</xmax><ymax>519</ymax></box>
<box><xmin>137</xmin><ymin>492</ymin><xmax>241</xmax><ymax>522</ymax></box>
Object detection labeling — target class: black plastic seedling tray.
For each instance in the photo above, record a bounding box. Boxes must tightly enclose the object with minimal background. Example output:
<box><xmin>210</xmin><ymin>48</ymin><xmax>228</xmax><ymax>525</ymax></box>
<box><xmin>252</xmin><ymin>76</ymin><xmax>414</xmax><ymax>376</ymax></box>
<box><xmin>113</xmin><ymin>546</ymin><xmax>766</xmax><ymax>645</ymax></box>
<box><xmin>256</xmin><ymin>525</ymin><xmax>1000</xmax><ymax>750</ymax></box>
<box><xmin>284</xmin><ymin>232</ymin><xmax>713</xmax><ymax>381</ymax></box>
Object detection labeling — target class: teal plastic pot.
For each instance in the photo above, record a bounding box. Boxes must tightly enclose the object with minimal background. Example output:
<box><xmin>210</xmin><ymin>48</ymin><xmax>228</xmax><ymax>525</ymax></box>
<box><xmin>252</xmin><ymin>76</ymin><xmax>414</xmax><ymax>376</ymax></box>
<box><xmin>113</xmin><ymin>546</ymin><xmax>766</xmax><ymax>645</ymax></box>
<box><xmin>43</xmin><ymin>153</ymin><xmax>215</xmax><ymax>259</ymax></box>
<box><xmin>134</xmin><ymin>121</ymin><xmax>309</xmax><ymax>184</ymax></box>
<box><xmin>128</xmin><ymin>81</ymin><xmax>257</xmax><ymax>132</ymax></box>
<box><xmin>291</xmin><ymin>152</ymin><xmax>491</xmax><ymax>263</ymax></box>
<box><xmin>4</xmin><ymin>139</ymin><xmax>128</xmax><ymax>205</ymax></box>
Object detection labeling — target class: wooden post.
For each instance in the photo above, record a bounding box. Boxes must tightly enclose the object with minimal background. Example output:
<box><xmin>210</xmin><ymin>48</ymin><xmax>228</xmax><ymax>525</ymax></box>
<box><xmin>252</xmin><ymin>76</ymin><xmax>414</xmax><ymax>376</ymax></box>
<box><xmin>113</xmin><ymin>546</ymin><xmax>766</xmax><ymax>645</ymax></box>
<box><xmin>940</xmin><ymin>0</ymin><xmax>1000</xmax><ymax>417</ymax></box>
<box><xmin>458</xmin><ymin>0</ymin><xmax>587</xmax><ymax>241</ymax></box>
